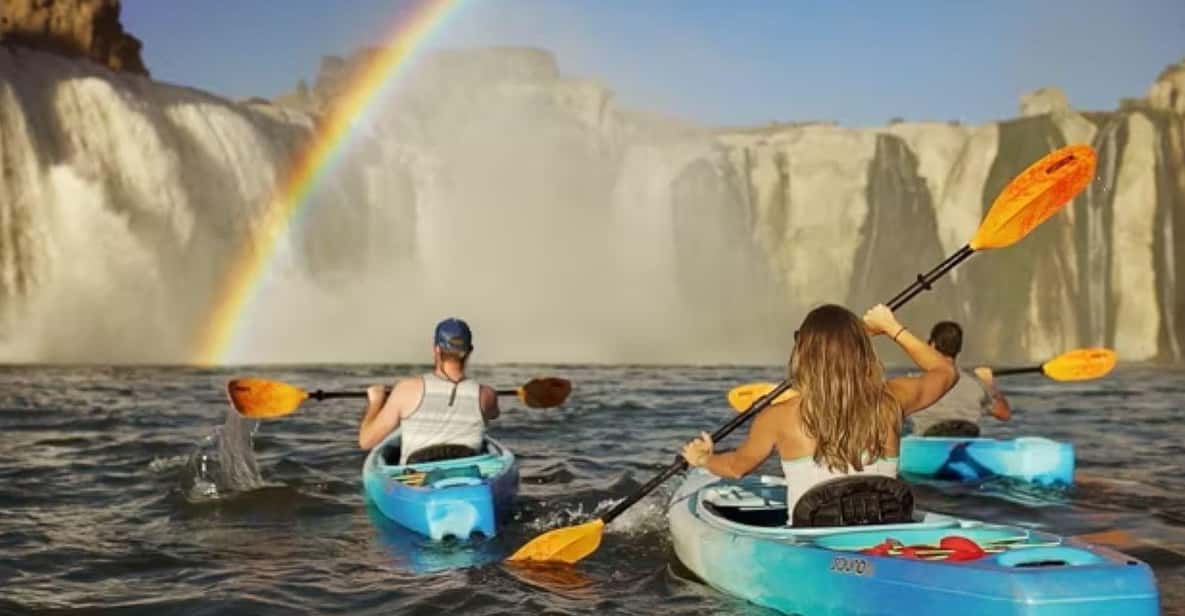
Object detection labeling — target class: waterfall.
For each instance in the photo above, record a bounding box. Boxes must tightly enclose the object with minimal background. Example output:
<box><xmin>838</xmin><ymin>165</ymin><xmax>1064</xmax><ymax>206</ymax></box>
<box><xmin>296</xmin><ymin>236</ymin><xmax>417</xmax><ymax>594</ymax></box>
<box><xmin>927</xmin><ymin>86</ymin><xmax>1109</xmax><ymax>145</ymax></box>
<box><xmin>4</xmin><ymin>45</ymin><xmax>1185</xmax><ymax>364</ymax></box>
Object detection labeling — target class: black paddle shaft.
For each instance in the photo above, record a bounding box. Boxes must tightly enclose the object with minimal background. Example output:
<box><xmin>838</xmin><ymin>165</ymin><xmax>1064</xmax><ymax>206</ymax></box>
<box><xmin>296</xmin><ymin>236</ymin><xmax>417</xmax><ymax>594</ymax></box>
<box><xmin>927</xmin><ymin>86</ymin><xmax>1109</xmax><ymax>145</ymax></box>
<box><xmin>600</xmin><ymin>242</ymin><xmax>978</xmax><ymax>526</ymax></box>
<box><xmin>306</xmin><ymin>387</ymin><xmax>517</xmax><ymax>401</ymax></box>
<box><xmin>885</xmin><ymin>245</ymin><xmax>974</xmax><ymax>310</ymax></box>
<box><xmin>601</xmin><ymin>380</ymin><xmax>795</xmax><ymax>524</ymax></box>
<box><xmin>991</xmin><ymin>366</ymin><xmax>1043</xmax><ymax>376</ymax></box>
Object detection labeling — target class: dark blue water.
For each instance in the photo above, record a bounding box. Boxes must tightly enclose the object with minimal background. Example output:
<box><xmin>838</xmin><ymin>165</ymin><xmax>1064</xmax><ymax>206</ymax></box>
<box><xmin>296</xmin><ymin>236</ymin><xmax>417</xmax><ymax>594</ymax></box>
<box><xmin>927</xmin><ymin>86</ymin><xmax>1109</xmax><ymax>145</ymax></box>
<box><xmin>1</xmin><ymin>364</ymin><xmax>1183</xmax><ymax>614</ymax></box>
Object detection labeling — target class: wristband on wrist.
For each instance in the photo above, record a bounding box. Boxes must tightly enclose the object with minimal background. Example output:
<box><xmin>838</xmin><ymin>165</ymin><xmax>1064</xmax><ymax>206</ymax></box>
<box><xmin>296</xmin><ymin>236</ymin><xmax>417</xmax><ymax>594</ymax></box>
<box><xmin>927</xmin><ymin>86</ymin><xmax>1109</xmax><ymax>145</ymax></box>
<box><xmin>892</xmin><ymin>326</ymin><xmax>907</xmax><ymax>342</ymax></box>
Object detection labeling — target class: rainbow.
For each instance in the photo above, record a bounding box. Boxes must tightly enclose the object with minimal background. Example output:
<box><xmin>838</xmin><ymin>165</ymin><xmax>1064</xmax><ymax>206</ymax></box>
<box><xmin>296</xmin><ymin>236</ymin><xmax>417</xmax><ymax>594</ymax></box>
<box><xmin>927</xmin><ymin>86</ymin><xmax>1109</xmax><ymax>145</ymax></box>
<box><xmin>193</xmin><ymin>0</ymin><xmax>462</xmax><ymax>365</ymax></box>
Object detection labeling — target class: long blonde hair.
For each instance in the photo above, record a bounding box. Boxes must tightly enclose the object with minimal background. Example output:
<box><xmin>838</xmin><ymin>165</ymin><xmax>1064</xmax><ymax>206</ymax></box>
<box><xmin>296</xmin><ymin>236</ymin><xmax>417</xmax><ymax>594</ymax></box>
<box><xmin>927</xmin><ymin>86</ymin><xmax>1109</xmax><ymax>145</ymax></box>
<box><xmin>790</xmin><ymin>304</ymin><xmax>900</xmax><ymax>472</ymax></box>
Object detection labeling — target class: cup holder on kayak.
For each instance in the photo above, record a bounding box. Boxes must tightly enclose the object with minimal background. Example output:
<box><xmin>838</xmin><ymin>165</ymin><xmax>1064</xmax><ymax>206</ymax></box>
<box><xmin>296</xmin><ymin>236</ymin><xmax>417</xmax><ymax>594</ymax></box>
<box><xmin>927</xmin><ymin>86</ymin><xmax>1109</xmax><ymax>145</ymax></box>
<box><xmin>996</xmin><ymin>547</ymin><xmax>1102</xmax><ymax>568</ymax></box>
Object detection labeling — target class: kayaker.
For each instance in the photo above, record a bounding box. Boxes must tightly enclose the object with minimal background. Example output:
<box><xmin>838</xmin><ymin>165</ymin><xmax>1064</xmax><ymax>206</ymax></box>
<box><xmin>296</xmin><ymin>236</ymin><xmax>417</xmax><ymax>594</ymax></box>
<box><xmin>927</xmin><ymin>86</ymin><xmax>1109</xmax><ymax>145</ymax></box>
<box><xmin>357</xmin><ymin>317</ymin><xmax>501</xmax><ymax>463</ymax></box>
<box><xmin>679</xmin><ymin>303</ymin><xmax>957</xmax><ymax>519</ymax></box>
<box><xmin>906</xmin><ymin>321</ymin><xmax>1011</xmax><ymax>437</ymax></box>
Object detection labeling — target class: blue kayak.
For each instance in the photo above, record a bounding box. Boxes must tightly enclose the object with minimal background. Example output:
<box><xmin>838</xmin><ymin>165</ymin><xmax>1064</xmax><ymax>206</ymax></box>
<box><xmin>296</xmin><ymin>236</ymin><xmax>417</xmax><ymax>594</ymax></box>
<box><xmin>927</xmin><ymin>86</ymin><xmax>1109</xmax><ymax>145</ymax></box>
<box><xmin>900</xmin><ymin>435</ymin><xmax>1074</xmax><ymax>485</ymax></box>
<box><xmin>361</xmin><ymin>429</ymin><xmax>519</xmax><ymax>541</ymax></box>
<box><xmin>668</xmin><ymin>469</ymin><xmax>1158</xmax><ymax>615</ymax></box>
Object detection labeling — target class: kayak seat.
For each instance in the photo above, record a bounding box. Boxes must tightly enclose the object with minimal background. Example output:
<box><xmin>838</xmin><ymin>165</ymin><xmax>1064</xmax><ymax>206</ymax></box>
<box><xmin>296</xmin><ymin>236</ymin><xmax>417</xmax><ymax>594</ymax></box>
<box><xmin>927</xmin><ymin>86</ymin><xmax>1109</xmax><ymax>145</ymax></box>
<box><xmin>382</xmin><ymin>442</ymin><xmax>487</xmax><ymax>466</ymax></box>
<box><xmin>923</xmin><ymin>420</ymin><xmax>981</xmax><ymax>438</ymax></box>
<box><xmin>791</xmin><ymin>476</ymin><xmax>914</xmax><ymax>528</ymax></box>
<box><xmin>407</xmin><ymin>443</ymin><xmax>481</xmax><ymax>464</ymax></box>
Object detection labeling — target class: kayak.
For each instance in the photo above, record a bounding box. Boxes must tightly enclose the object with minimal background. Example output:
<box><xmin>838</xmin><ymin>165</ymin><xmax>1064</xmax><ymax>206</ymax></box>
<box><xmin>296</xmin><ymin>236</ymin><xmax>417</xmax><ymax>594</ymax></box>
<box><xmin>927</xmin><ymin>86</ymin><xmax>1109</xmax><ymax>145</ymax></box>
<box><xmin>667</xmin><ymin>469</ymin><xmax>1158</xmax><ymax>615</ymax></box>
<box><xmin>361</xmin><ymin>428</ymin><xmax>519</xmax><ymax>541</ymax></box>
<box><xmin>364</xmin><ymin>501</ymin><xmax>502</xmax><ymax>573</ymax></box>
<box><xmin>900</xmin><ymin>435</ymin><xmax>1074</xmax><ymax>485</ymax></box>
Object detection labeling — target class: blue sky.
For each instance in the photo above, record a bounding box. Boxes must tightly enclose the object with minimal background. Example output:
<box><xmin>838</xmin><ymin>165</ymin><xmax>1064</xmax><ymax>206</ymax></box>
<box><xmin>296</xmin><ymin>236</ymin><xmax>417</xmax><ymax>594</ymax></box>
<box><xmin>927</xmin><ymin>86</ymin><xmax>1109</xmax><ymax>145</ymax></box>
<box><xmin>123</xmin><ymin>0</ymin><xmax>1185</xmax><ymax>127</ymax></box>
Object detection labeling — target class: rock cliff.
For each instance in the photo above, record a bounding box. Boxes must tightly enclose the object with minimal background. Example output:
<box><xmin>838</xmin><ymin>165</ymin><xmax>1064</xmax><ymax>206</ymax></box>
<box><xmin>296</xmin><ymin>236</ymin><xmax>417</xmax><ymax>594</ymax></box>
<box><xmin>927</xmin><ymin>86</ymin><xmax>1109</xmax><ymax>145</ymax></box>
<box><xmin>0</xmin><ymin>0</ymin><xmax>147</xmax><ymax>75</ymax></box>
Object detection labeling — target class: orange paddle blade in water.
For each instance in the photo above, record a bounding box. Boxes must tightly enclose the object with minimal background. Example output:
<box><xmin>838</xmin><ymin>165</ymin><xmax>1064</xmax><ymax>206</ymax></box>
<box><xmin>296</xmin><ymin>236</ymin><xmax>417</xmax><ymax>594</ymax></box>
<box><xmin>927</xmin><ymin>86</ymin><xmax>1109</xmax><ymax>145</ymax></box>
<box><xmin>726</xmin><ymin>382</ymin><xmax>798</xmax><ymax>413</ymax></box>
<box><xmin>226</xmin><ymin>378</ymin><xmax>309</xmax><ymax>419</ymax></box>
<box><xmin>518</xmin><ymin>377</ymin><xmax>573</xmax><ymax>409</ymax></box>
<box><xmin>969</xmin><ymin>144</ymin><xmax>1096</xmax><ymax>250</ymax></box>
<box><xmin>506</xmin><ymin>519</ymin><xmax>605</xmax><ymax>564</ymax></box>
<box><xmin>1042</xmin><ymin>348</ymin><xmax>1117</xmax><ymax>382</ymax></box>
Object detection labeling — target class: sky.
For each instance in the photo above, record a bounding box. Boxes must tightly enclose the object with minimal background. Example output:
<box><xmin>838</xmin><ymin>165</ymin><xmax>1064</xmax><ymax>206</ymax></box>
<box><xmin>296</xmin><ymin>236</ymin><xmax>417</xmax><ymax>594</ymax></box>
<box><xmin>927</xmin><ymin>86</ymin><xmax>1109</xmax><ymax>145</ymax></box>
<box><xmin>123</xmin><ymin>0</ymin><xmax>1185</xmax><ymax>128</ymax></box>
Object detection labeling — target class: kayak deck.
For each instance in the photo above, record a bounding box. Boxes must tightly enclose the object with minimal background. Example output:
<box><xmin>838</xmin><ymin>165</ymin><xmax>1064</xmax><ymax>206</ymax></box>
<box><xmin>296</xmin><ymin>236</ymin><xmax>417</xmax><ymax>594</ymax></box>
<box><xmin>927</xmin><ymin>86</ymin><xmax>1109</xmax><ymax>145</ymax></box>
<box><xmin>362</xmin><ymin>429</ymin><xmax>519</xmax><ymax>541</ymax></box>
<box><xmin>668</xmin><ymin>470</ymin><xmax>1158</xmax><ymax>615</ymax></box>
<box><xmin>900</xmin><ymin>435</ymin><xmax>1075</xmax><ymax>485</ymax></box>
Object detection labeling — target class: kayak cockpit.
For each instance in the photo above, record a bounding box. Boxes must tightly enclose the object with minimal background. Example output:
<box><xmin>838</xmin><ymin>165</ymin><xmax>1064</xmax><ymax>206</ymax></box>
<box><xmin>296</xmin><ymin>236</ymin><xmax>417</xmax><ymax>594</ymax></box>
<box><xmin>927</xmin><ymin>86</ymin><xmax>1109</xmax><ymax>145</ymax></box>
<box><xmin>362</xmin><ymin>429</ymin><xmax>520</xmax><ymax>540</ymax></box>
<box><xmin>694</xmin><ymin>473</ymin><xmax>967</xmax><ymax>539</ymax></box>
<box><xmin>702</xmin><ymin>474</ymin><xmax>920</xmax><ymax>528</ymax></box>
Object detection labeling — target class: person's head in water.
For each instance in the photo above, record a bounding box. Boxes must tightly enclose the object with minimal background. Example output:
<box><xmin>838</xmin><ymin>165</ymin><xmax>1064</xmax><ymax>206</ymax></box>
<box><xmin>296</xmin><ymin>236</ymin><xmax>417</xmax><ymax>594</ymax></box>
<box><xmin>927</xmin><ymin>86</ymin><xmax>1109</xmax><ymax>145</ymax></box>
<box><xmin>790</xmin><ymin>304</ymin><xmax>899</xmax><ymax>472</ymax></box>
<box><xmin>928</xmin><ymin>321</ymin><xmax>962</xmax><ymax>359</ymax></box>
<box><xmin>433</xmin><ymin>317</ymin><xmax>473</xmax><ymax>368</ymax></box>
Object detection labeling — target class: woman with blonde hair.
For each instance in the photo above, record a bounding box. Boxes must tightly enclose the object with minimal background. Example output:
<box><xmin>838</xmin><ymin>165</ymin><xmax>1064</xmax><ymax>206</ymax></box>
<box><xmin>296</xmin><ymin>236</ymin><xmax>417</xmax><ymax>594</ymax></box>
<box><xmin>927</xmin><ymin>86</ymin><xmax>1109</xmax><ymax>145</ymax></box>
<box><xmin>681</xmin><ymin>303</ymin><xmax>956</xmax><ymax>519</ymax></box>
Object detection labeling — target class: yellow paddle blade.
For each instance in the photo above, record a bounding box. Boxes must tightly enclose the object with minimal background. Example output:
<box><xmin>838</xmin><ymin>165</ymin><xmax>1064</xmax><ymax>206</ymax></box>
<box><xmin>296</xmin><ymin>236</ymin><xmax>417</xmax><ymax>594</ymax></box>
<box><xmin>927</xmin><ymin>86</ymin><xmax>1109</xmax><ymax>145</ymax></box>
<box><xmin>727</xmin><ymin>382</ymin><xmax>799</xmax><ymax>413</ymax></box>
<box><xmin>969</xmin><ymin>144</ymin><xmax>1096</xmax><ymax>250</ymax></box>
<box><xmin>519</xmin><ymin>377</ymin><xmax>573</xmax><ymax>409</ymax></box>
<box><xmin>506</xmin><ymin>519</ymin><xmax>605</xmax><ymax>564</ymax></box>
<box><xmin>226</xmin><ymin>378</ymin><xmax>310</xmax><ymax>419</ymax></box>
<box><xmin>1042</xmin><ymin>348</ymin><xmax>1117</xmax><ymax>382</ymax></box>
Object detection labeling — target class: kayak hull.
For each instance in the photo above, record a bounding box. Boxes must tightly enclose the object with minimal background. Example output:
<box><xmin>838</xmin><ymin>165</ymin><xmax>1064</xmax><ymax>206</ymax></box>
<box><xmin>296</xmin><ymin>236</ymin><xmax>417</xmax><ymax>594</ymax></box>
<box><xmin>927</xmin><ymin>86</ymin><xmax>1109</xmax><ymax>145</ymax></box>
<box><xmin>362</xmin><ymin>429</ymin><xmax>519</xmax><ymax>541</ymax></box>
<box><xmin>668</xmin><ymin>469</ymin><xmax>1158</xmax><ymax>615</ymax></box>
<box><xmin>900</xmin><ymin>435</ymin><xmax>1075</xmax><ymax>485</ymax></box>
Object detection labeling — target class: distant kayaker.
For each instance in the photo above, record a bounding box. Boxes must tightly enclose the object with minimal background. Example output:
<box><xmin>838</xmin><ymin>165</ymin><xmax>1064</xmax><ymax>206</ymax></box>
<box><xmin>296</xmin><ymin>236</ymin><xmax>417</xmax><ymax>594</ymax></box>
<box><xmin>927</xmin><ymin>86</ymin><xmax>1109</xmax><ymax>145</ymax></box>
<box><xmin>679</xmin><ymin>303</ymin><xmax>957</xmax><ymax>519</ymax></box>
<box><xmin>357</xmin><ymin>318</ymin><xmax>501</xmax><ymax>463</ymax></box>
<box><xmin>906</xmin><ymin>321</ymin><xmax>1011</xmax><ymax>437</ymax></box>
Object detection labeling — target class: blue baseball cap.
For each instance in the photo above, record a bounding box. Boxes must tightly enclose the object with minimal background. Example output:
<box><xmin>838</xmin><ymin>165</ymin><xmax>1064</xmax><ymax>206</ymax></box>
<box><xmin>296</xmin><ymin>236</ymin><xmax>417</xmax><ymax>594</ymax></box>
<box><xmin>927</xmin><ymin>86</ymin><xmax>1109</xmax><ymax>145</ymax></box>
<box><xmin>434</xmin><ymin>317</ymin><xmax>473</xmax><ymax>353</ymax></box>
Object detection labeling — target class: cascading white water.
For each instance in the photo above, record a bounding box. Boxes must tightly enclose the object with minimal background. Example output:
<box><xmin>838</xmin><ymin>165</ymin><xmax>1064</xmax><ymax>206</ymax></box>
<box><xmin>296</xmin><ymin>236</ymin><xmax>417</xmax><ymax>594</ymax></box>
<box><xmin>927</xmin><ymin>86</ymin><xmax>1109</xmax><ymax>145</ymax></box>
<box><xmin>2</xmin><ymin>46</ymin><xmax>782</xmax><ymax>364</ymax></box>
<box><xmin>3</xmin><ymin>45</ymin><xmax>1184</xmax><ymax>364</ymax></box>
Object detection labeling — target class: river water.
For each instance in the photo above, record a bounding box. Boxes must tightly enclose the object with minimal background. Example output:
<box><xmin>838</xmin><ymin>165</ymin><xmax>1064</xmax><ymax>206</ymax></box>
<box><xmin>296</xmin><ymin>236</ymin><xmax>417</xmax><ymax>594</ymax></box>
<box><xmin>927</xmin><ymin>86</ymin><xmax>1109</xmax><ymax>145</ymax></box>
<box><xmin>1</xmin><ymin>364</ymin><xmax>1183</xmax><ymax>614</ymax></box>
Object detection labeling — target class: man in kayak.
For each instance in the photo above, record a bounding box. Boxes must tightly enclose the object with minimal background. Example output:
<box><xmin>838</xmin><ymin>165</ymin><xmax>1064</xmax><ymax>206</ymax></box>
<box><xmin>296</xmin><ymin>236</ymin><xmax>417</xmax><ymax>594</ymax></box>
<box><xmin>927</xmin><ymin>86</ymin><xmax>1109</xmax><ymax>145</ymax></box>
<box><xmin>907</xmin><ymin>321</ymin><xmax>1011</xmax><ymax>437</ymax></box>
<box><xmin>357</xmin><ymin>317</ymin><xmax>501</xmax><ymax>463</ymax></box>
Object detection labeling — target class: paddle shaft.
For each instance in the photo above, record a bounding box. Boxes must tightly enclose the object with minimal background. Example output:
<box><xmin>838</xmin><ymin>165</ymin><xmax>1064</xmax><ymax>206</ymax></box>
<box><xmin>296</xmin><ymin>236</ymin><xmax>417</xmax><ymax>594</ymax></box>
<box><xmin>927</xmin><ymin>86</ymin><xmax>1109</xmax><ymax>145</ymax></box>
<box><xmin>308</xmin><ymin>388</ymin><xmax>517</xmax><ymax>401</ymax></box>
<box><xmin>885</xmin><ymin>245</ymin><xmax>974</xmax><ymax>310</ymax></box>
<box><xmin>991</xmin><ymin>366</ymin><xmax>1043</xmax><ymax>377</ymax></box>
<box><xmin>600</xmin><ymin>245</ymin><xmax>980</xmax><ymax>524</ymax></box>
<box><xmin>600</xmin><ymin>380</ymin><xmax>795</xmax><ymax>524</ymax></box>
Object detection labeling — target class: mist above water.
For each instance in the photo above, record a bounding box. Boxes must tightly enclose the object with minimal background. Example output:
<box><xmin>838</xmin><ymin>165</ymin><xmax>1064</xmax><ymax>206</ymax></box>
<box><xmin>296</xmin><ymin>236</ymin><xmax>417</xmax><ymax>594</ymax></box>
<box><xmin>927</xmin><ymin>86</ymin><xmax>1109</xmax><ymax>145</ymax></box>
<box><xmin>0</xmin><ymin>47</ymin><xmax>786</xmax><ymax>365</ymax></box>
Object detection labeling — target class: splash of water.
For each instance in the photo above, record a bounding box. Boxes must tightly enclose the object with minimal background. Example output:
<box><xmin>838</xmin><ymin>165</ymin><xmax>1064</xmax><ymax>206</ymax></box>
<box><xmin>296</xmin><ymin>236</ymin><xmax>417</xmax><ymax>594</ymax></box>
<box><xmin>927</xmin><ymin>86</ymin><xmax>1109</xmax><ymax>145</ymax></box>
<box><xmin>181</xmin><ymin>406</ymin><xmax>264</xmax><ymax>502</ymax></box>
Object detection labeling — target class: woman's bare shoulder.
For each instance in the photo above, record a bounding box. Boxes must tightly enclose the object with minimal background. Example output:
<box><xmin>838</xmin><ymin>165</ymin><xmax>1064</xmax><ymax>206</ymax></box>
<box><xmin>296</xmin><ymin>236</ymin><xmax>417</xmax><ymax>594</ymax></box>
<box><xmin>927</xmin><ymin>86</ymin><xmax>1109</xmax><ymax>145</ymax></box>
<box><xmin>759</xmin><ymin>395</ymin><xmax>802</xmax><ymax>432</ymax></box>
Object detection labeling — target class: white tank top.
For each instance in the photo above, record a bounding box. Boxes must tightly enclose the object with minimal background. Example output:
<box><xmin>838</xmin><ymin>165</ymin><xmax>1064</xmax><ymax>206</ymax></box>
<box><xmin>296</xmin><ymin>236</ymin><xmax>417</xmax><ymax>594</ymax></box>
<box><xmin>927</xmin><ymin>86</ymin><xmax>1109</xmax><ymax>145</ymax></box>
<box><xmin>399</xmin><ymin>373</ymin><xmax>486</xmax><ymax>464</ymax></box>
<box><xmin>780</xmin><ymin>455</ymin><xmax>899</xmax><ymax>524</ymax></box>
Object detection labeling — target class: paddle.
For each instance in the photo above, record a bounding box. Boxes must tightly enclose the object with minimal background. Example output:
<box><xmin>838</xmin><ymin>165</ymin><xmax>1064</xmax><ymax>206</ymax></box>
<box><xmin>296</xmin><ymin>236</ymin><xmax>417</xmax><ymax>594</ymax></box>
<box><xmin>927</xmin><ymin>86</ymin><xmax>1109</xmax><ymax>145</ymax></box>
<box><xmin>992</xmin><ymin>347</ymin><xmax>1116</xmax><ymax>381</ymax></box>
<box><xmin>226</xmin><ymin>376</ymin><xmax>572</xmax><ymax>419</ymax></box>
<box><xmin>725</xmin><ymin>347</ymin><xmax>1118</xmax><ymax>412</ymax></box>
<box><xmin>506</xmin><ymin>144</ymin><xmax>1097</xmax><ymax>565</ymax></box>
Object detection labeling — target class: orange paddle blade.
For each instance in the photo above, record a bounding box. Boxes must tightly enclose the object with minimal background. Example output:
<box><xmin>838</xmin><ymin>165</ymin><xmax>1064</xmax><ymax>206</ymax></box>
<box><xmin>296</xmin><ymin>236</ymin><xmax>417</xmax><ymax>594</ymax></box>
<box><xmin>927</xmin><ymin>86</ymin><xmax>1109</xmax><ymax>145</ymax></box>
<box><xmin>506</xmin><ymin>519</ymin><xmax>605</xmax><ymax>564</ymax></box>
<box><xmin>519</xmin><ymin>377</ymin><xmax>572</xmax><ymax>408</ymax></box>
<box><xmin>969</xmin><ymin>144</ymin><xmax>1096</xmax><ymax>250</ymax></box>
<box><xmin>727</xmin><ymin>382</ymin><xmax>799</xmax><ymax>413</ymax></box>
<box><xmin>1042</xmin><ymin>348</ymin><xmax>1117</xmax><ymax>382</ymax></box>
<box><xmin>226</xmin><ymin>378</ymin><xmax>310</xmax><ymax>419</ymax></box>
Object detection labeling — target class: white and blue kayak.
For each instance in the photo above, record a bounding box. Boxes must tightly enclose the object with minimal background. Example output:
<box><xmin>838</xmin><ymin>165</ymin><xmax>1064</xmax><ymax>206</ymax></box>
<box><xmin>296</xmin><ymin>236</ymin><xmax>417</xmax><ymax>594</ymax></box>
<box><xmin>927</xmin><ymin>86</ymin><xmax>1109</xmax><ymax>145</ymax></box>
<box><xmin>668</xmin><ymin>469</ymin><xmax>1158</xmax><ymax>615</ymax></box>
<box><xmin>361</xmin><ymin>429</ymin><xmax>519</xmax><ymax>541</ymax></box>
<box><xmin>900</xmin><ymin>435</ymin><xmax>1074</xmax><ymax>485</ymax></box>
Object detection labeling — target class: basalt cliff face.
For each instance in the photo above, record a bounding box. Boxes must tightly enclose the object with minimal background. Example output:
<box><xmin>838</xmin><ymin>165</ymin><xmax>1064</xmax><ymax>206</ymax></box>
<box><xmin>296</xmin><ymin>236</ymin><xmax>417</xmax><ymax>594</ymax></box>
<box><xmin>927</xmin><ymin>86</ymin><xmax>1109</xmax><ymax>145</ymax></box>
<box><xmin>708</xmin><ymin>100</ymin><xmax>1185</xmax><ymax>362</ymax></box>
<box><xmin>0</xmin><ymin>0</ymin><xmax>147</xmax><ymax>75</ymax></box>
<box><xmin>1</xmin><ymin>35</ymin><xmax>1183</xmax><ymax>363</ymax></box>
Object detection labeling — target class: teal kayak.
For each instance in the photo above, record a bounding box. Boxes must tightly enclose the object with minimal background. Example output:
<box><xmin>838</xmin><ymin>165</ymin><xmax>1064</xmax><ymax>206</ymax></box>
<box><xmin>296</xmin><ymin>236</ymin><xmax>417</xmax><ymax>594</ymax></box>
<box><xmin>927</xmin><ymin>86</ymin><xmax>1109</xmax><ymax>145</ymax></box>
<box><xmin>361</xmin><ymin>429</ymin><xmax>519</xmax><ymax>541</ymax></box>
<box><xmin>667</xmin><ymin>469</ymin><xmax>1157</xmax><ymax>615</ymax></box>
<box><xmin>900</xmin><ymin>435</ymin><xmax>1074</xmax><ymax>485</ymax></box>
